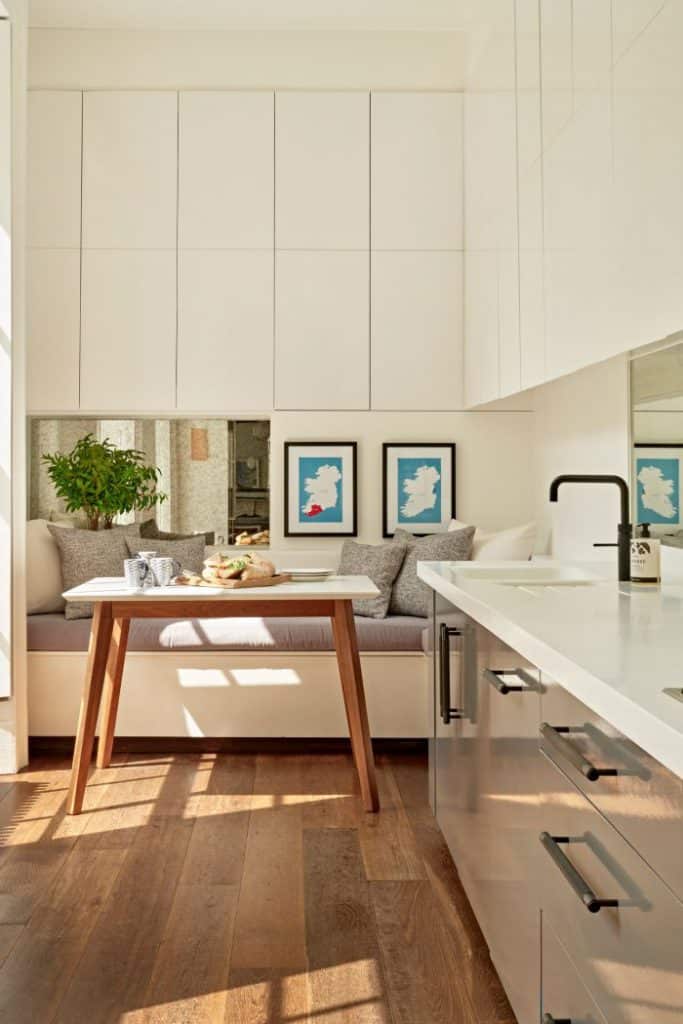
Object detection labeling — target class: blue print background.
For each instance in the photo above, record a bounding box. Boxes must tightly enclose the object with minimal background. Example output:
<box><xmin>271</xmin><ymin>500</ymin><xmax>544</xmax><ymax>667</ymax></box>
<box><xmin>636</xmin><ymin>456</ymin><xmax>680</xmax><ymax>525</ymax></box>
<box><xmin>298</xmin><ymin>456</ymin><xmax>343</xmax><ymax>524</ymax></box>
<box><xmin>397</xmin><ymin>457</ymin><xmax>442</xmax><ymax>524</ymax></box>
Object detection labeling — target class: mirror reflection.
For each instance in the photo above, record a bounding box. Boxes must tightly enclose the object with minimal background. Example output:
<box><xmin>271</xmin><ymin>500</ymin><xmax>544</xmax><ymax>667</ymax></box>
<box><xmin>631</xmin><ymin>342</ymin><xmax>683</xmax><ymax>548</ymax></box>
<box><xmin>29</xmin><ymin>418</ymin><xmax>270</xmax><ymax>547</ymax></box>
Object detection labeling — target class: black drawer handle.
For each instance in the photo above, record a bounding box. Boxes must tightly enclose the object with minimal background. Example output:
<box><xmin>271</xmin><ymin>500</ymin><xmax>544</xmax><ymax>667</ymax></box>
<box><xmin>543</xmin><ymin>1016</ymin><xmax>572</xmax><ymax>1024</ymax></box>
<box><xmin>439</xmin><ymin>623</ymin><xmax>463</xmax><ymax>724</ymax></box>
<box><xmin>540</xmin><ymin>832</ymin><xmax>620</xmax><ymax>914</ymax></box>
<box><xmin>484</xmin><ymin>667</ymin><xmax>538</xmax><ymax>695</ymax></box>
<box><xmin>540</xmin><ymin>723</ymin><xmax>618</xmax><ymax>782</ymax></box>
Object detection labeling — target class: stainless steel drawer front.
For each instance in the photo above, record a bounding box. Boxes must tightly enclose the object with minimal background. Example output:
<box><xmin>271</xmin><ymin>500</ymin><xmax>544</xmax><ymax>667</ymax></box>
<box><xmin>539</xmin><ymin>753</ymin><xmax>683</xmax><ymax>1023</ymax></box>
<box><xmin>540</xmin><ymin>679</ymin><xmax>683</xmax><ymax>902</ymax></box>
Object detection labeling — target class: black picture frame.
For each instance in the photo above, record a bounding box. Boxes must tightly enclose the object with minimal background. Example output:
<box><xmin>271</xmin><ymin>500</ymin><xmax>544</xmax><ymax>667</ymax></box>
<box><xmin>382</xmin><ymin>442</ymin><xmax>456</xmax><ymax>538</ymax></box>
<box><xmin>284</xmin><ymin>441</ymin><xmax>358</xmax><ymax>538</ymax></box>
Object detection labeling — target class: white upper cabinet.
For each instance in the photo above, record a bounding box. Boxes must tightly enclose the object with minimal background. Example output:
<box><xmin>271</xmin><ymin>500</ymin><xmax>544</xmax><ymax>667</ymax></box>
<box><xmin>371</xmin><ymin>93</ymin><xmax>463</xmax><ymax>250</ymax></box>
<box><xmin>275</xmin><ymin>92</ymin><xmax>369</xmax><ymax>250</ymax></box>
<box><xmin>371</xmin><ymin>252</ymin><xmax>463</xmax><ymax>410</ymax></box>
<box><xmin>516</xmin><ymin>0</ymin><xmax>545</xmax><ymax>389</ymax></box>
<box><xmin>27</xmin><ymin>250</ymin><xmax>81</xmax><ymax>411</ymax></box>
<box><xmin>612</xmin><ymin>2</ymin><xmax>682</xmax><ymax>352</ymax></box>
<box><xmin>82</xmin><ymin>92</ymin><xmax>178</xmax><ymax>249</ymax></box>
<box><xmin>178</xmin><ymin>92</ymin><xmax>274</xmax><ymax>250</ymax></box>
<box><xmin>80</xmin><ymin>250</ymin><xmax>176</xmax><ymax>411</ymax></box>
<box><xmin>178</xmin><ymin>250</ymin><xmax>273</xmax><ymax>412</ymax></box>
<box><xmin>275</xmin><ymin>251</ymin><xmax>369</xmax><ymax>409</ymax></box>
<box><xmin>28</xmin><ymin>91</ymin><xmax>82</xmax><ymax>249</ymax></box>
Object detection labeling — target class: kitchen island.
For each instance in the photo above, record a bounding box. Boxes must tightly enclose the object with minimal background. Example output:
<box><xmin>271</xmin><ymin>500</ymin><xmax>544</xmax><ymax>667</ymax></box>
<box><xmin>417</xmin><ymin>560</ymin><xmax>683</xmax><ymax>1024</ymax></box>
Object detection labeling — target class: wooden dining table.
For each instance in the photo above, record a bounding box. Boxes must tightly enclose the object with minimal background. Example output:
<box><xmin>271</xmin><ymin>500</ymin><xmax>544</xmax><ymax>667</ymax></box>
<box><xmin>62</xmin><ymin>574</ymin><xmax>382</xmax><ymax>815</ymax></box>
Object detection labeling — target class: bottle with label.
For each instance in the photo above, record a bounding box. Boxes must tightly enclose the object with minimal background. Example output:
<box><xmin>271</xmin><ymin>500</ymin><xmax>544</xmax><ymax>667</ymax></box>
<box><xmin>630</xmin><ymin>523</ymin><xmax>661</xmax><ymax>584</ymax></box>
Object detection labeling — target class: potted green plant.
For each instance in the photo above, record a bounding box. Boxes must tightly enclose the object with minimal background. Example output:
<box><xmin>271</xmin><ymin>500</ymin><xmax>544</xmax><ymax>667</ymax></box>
<box><xmin>42</xmin><ymin>433</ymin><xmax>166</xmax><ymax>531</ymax></box>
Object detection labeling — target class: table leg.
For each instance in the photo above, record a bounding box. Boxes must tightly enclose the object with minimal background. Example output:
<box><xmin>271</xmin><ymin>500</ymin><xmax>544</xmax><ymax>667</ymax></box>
<box><xmin>66</xmin><ymin>602</ymin><xmax>114</xmax><ymax>815</ymax></box>
<box><xmin>331</xmin><ymin>599</ymin><xmax>380</xmax><ymax>812</ymax></box>
<box><xmin>96</xmin><ymin>617</ymin><xmax>130</xmax><ymax>769</ymax></box>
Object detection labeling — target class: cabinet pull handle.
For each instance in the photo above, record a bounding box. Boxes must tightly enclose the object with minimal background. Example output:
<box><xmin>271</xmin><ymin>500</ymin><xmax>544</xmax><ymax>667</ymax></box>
<box><xmin>539</xmin><ymin>832</ymin><xmax>620</xmax><ymax>914</ymax></box>
<box><xmin>484</xmin><ymin>667</ymin><xmax>537</xmax><ymax>695</ymax></box>
<box><xmin>543</xmin><ymin>1016</ymin><xmax>572</xmax><ymax>1024</ymax></box>
<box><xmin>439</xmin><ymin>623</ymin><xmax>463</xmax><ymax>724</ymax></box>
<box><xmin>540</xmin><ymin>723</ymin><xmax>619</xmax><ymax>782</ymax></box>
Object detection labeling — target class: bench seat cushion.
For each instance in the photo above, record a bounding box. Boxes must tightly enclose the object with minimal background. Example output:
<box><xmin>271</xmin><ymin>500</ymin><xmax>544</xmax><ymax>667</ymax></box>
<box><xmin>28</xmin><ymin>613</ymin><xmax>429</xmax><ymax>654</ymax></box>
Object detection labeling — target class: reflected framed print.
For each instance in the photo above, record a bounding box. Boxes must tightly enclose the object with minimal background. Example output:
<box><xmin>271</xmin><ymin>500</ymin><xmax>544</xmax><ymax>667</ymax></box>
<box><xmin>284</xmin><ymin>441</ymin><xmax>358</xmax><ymax>537</ymax></box>
<box><xmin>382</xmin><ymin>442</ymin><xmax>455</xmax><ymax>538</ymax></box>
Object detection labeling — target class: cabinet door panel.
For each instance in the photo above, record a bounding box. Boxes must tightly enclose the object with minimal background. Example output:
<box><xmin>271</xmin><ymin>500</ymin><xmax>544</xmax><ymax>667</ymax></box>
<box><xmin>464</xmin><ymin>251</ymin><xmax>500</xmax><ymax>407</ymax></box>
<box><xmin>178</xmin><ymin>250</ymin><xmax>273</xmax><ymax>412</ymax></box>
<box><xmin>516</xmin><ymin>0</ymin><xmax>545</xmax><ymax>389</ymax></box>
<box><xmin>80</xmin><ymin>250</ymin><xmax>176</xmax><ymax>411</ymax></box>
<box><xmin>27</xmin><ymin>249</ymin><xmax>80</xmax><ymax>411</ymax></box>
<box><xmin>275</xmin><ymin>92</ymin><xmax>369</xmax><ymax>250</ymax></box>
<box><xmin>275</xmin><ymin>251</ymin><xmax>369</xmax><ymax>410</ymax></box>
<box><xmin>611</xmin><ymin>2</ymin><xmax>683</xmax><ymax>352</ymax></box>
<box><xmin>371</xmin><ymin>92</ymin><xmax>462</xmax><ymax>251</ymax></box>
<box><xmin>179</xmin><ymin>92</ymin><xmax>274</xmax><ymax>249</ymax></box>
<box><xmin>28</xmin><ymin>91</ymin><xmax>82</xmax><ymax>249</ymax></box>
<box><xmin>371</xmin><ymin>252</ymin><xmax>462</xmax><ymax>410</ymax></box>
<box><xmin>83</xmin><ymin>91</ymin><xmax>177</xmax><ymax>249</ymax></box>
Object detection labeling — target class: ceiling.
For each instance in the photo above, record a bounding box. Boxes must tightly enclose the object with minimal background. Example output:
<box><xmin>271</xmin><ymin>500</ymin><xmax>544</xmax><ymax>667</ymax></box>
<box><xmin>29</xmin><ymin>0</ymin><xmax>470</xmax><ymax>32</ymax></box>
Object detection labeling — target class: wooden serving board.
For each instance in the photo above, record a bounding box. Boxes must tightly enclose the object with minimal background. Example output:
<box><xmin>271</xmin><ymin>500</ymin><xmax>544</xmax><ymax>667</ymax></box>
<box><xmin>181</xmin><ymin>573</ymin><xmax>292</xmax><ymax>590</ymax></box>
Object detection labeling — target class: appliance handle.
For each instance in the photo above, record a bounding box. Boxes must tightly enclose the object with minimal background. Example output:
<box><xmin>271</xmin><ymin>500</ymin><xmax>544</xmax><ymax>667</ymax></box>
<box><xmin>439</xmin><ymin>623</ymin><xmax>463</xmax><ymax>724</ymax></box>
<box><xmin>539</xmin><ymin>832</ymin><xmax>620</xmax><ymax>914</ymax></box>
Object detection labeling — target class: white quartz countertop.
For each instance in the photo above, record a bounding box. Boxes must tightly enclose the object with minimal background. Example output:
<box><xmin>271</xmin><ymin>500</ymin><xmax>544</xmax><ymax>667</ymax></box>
<box><xmin>417</xmin><ymin>560</ymin><xmax>683</xmax><ymax>780</ymax></box>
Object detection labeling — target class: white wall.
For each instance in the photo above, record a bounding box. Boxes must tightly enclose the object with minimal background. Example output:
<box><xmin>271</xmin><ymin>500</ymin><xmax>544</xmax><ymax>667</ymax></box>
<box><xmin>28</xmin><ymin>28</ymin><xmax>466</xmax><ymax>90</ymax></box>
<box><xmin>1</xmin><ymin>0</ymin><xmax>29</xmax><ymax>771</ymax></box>
<box><xmin>532</xmin><ymin>355</ymin><xmax>630</xmax><ymax>561</ymax></box>
<box><xmin>270</xmin><ymin>409</ymin><xmax>536</xmax><ymax>554</ymax></box>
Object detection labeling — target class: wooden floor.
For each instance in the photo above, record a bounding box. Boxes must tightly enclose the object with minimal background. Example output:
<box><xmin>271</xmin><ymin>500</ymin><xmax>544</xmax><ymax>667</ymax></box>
<box><xmin>0</xmin><ymin>751</ymin><xmax>515</xmax><ymax>1024</ymax></box>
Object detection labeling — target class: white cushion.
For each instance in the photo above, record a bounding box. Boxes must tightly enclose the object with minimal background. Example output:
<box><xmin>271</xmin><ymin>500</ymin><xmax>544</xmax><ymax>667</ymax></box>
<box><xmin>26</xmin><ymin>519</ymin><xmax>72</xmax><ymax>614</ymax></box>
<box><xmin>448</xmin><ymin>519</ymin><xmax>536</xmax><ymax>561</ymax></box>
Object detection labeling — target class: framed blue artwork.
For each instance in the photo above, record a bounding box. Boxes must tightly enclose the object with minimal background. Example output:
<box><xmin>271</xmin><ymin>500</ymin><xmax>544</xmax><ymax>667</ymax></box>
<box><xmin>634</xmin><ymin>445</ymin><xmax>683</xmax><ymax>527</ymax></box>
<box><xmin>383</xmin><ymin>443</ymin><xmax>456</xmax><ymax>537</ymax></box>
<box><xmin>284</xmin><ymin>442</ymin><xmax>357</xmax><ymax>536</ymax></box>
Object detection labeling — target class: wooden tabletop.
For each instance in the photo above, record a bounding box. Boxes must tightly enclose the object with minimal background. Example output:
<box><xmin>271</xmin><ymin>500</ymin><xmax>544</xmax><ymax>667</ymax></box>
<box><xmin>63</xmin><ymin>574</ymin><xmax>380</xmax><ymax>604</ymax></box>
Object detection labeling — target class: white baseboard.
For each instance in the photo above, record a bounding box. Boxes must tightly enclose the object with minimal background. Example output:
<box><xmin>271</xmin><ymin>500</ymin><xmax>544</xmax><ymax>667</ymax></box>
<box><xmin>28</xmin><ymin>650</ymin><xmax>431</xmax><ymax>739</ymax></box>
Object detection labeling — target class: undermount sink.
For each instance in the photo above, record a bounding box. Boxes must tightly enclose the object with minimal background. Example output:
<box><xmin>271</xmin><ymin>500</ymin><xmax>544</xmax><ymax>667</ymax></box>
<box><xmin>450</xmin><ymin>562</ymin><xmax>601</xmax><ymax>587</ymax></box>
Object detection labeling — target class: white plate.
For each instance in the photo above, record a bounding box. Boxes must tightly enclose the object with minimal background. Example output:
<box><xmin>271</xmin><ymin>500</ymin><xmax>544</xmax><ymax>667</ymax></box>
<box><xmin>281</xmin><ymin>568</ymin><xmax>334</xmax><ymax>576</ymax></box>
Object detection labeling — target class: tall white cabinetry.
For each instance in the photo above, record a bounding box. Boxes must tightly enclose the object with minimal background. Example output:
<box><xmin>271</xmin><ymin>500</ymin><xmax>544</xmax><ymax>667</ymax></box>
<box><xmin>274</xmin><ymin>92</ymin><xmax>370</xmax><ymax>410</ymax></box>
<box><xmin>464</xmin><ymin>0</ymin><xmax>683</xmax><ymax>407</ymax></box>
<box><xmin>371</xmin><ymin>93</ymin><xmax>463</xmax><ymax>410</ymax></box>
<box><xmin>463</xmin><ymin>4</ymin><xmax>520</xmax><ymax>407</ymax></box>
<box><xmin>80</xmin><ymin>92</ymin><xmax>178</xmax><ymax>411</ymax></box>
<box><xmin>177</xmin><ymin>92</ymin><xmax>274</xmax><ymax>412</ymax></box>
<box><xmin>27</xmin><ymin>88</ymin><xmax>464</xmax><ymax>415</ymax></box>
<box><xmin>27</xmin><ymin>92</ymin><xmax>82</xmax><ymax>411</ymax></box>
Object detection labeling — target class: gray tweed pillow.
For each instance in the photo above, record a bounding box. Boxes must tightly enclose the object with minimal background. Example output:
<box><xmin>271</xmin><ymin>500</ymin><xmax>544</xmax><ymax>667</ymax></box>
<box><xmin>48</xmin><ymin>525</ymin><xmax>130</xmax><ymax>620</ymax></box>
<box><xmin>338</xmin><ymin>539</ymin><xmax>408</xmax><ymax>618</ymax></box>
<box><xmin>390</xmin><ymin>526</ymin><xmax>475</xmax><ymax>617</ymax></box>
<box><xmin>126</xmin><ymin>535</ymin><xmax>206</xmax><ymax>574</ymax></box>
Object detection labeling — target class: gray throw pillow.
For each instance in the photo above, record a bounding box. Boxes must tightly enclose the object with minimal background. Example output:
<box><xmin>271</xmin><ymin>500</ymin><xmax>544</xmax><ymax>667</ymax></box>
<box><xmin>338</xmin><ymin>539</ymin><xmax>408</xmax><ymax>619</ymax></box>
<box><xmin>48</xmin><ymin>525</ymin><xmax>130</xmax><ymax>620</ymax></box>
<box><xmin>139</xmin><ymin>518</ymin><xmax>215</xmax><ymax>546</ymax></box>
<box><xmin>126</xmin><ymin>535</ymin><xmax>206</xmax><ymax>574</ymax></box>
<box><xmin>390</xmin><ymin>526</ymin><xmax>475</xmax><ymax>617</ymax></box>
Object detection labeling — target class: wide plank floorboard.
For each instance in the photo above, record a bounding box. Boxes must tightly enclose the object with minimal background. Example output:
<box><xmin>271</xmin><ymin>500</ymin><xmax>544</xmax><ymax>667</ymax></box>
<box><xmin>0</xmin><ymin>751</ymin><xmax>516</xmax><ymax>1024</ymax></box>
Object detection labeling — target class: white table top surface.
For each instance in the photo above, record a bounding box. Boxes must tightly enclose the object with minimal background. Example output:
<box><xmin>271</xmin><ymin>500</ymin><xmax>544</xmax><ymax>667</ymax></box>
<box><xmin>63</xmin><ymin>575</ymin><xmax>380</xmax><ymax>603</ymax></box>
